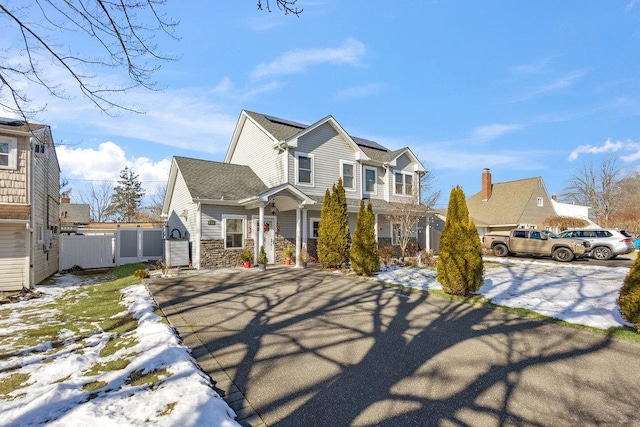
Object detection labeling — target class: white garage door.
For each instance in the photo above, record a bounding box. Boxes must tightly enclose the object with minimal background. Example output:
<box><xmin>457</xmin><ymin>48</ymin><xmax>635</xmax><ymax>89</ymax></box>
<box><xmin>0</xmin><ymin>224</ymin><xmax>29</xmax><ymax>292</ymax></box>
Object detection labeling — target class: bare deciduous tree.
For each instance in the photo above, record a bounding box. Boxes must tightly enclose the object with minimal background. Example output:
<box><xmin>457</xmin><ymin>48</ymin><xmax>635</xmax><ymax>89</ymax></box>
<box><xmin>419</xmin><ymin>166</ymin><xmax>441</xmax><ymax>209</ymax></box>
<box><xmin>1</xmin><ymin>1</ymin><xmax>301</xmax><ymax>120</ymax></box>
<box><xmin>541</xmin><ymin>215</ymin><xmax>590</xmax><ymax>232</ymax></box>
<box><xmin>0</xmin><ymin>1</ymin><xmax>178</xmax><ymax>119</ymax></box>
<box><xmin>386</xmin><ymin>193</ymin><xmax>428</xmax><ymax>258</ymax></box>
<box><xmin>562</xmin><ymin>157</ymin><xmax>623</xmax><ymax>227</ymax></box>
<box><xmin>78</xmin><ymin>181</ymin><xmax>114</xmax><ymax>223</ymax></box>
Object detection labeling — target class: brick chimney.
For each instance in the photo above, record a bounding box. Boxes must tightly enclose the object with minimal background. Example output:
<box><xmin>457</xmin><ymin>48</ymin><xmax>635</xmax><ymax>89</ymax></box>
<box><xmin>482</xmin><ymin>168</ymin><xmax>492</xmax><ymax>201</ymax></box>
<box><xmin>551</xmin><ymin>193</ymin><xmax>557</xmax><ymax>201</ymax></box>
<box><xmin>61</xmin><ymin>195</ymin><xmax>70</xmax><ymax>204</ymax></box>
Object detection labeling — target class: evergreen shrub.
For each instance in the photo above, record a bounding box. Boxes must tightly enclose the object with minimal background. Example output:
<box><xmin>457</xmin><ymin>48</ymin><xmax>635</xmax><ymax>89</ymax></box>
<box><xmin>617</xmin><ymin>254</ymin><xmax>640</xmax><ymax>330</ymax></box>
<box><xmin>436</xmin><ymin>186</ymin><xmax>484</xmax><ymax>296</ymax></box>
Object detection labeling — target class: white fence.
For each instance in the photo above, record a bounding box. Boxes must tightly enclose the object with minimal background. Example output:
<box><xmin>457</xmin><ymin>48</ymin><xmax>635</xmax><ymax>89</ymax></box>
<box><xmin>60</xmin><ymin>228</ymin><xmax>164</xmax><ymax>271</ymax></box>
<box><xmin>59</xmin><ymin>235</ymin><xmax>115</xmax><ymax>270</ymax></box>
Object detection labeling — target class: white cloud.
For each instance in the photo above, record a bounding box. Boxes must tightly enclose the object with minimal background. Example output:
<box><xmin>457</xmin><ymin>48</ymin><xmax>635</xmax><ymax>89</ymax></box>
<box><xmin>57</xmin><ymin>141</ymin><xmax>172</xmax><ymax>198</ymax></box>
<box><xmin>567</xmin><ymin>138</ymin><xmax>626</xmax><ymax>161</ymax></box>
<box><xmin>511</xmin><ymin>57</ymin><xmax>552</xmax><ymax>74</ymax></box>
<box><xmin>471</xmin><ymin>123</ymin><xmax>524</xmax><ymax>141</ymax></box>
<box><xmin>512</xmin><ymin>69</ymin><xmax>587</xmax><ymax>102</ymax></box>
<box><xmin>334</xmin><ymin>83</ymin><xmax>385</xmax><ymax>100</ymax></box>
<box><xmin>250</xmin><ymin>38</ymin><xmax>365</xmax><ymax>80</ymax></box>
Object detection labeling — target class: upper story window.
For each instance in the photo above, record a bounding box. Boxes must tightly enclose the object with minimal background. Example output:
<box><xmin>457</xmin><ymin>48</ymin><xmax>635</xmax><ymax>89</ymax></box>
<box><xmin>0</xmin><ymin>136</ymin><xmax>17</xmax><ymax>170</ymax></box>
<box><xmin>296</xmin><ymin>153</ymin><xmax>314</xmax><ymax>185</ymax></box>
<box><xmin>394</xmin><ymin>171</ymin><xmax>414</xmax><ymax>196</ymax></box>
<box><xmin>34</xmin><ymin>143</ymin><xmax>46</xmax><ymax>155</ymax></box>
<box><xmin>364</xmin><ymin>167</ymin><xmax>377</xmax><ymax>194</ymax></box>
<box><xmin>537</xmin><ymin>197</ymin><xmax>543</xmax><ymax>207</ymax></box>
<box><xmin>341</xmin><ymin>161</ymin><xmax>355</xmax><ymax>190</ymax></box>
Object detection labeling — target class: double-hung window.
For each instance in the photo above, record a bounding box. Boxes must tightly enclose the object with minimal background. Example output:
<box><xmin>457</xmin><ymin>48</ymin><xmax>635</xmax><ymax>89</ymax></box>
<box><xmin>223</xmin><ymin>216</ymin><xmax>245</xmax><ymax>249</ymax></box>
<box><xmin>394</xmin><ymin>172</ymin><xmax>414</xmax><ymax>196</ymax></box>
<box><xmin>341</xmin><ymin>161</ymin><xmax>355</xmax><ymax>190</ymax></box>
<box><xmin>0</xmin><ymin>136</ymin><xmax>17</xmax><ymax>170</ymax></box>
<box><xmin>364</xmin><ymin>167</ymin><xmax>377</xmax><ymax>194</ymax></box>
<box><xmin>296</xmin><ymin>153</ymin><xmax>313</xmax><ymax>185</ymax></box>
<box><xmin>310</xmin><ymin>218</ymin><xmax>320</xmax><ymax>238</ymax></box>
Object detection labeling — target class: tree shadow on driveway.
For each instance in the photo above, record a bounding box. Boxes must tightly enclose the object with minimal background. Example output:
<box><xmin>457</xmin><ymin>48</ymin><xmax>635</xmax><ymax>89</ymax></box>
<box><xmin>149</xmin><ymin>267</ymin><xmax>640</xmax><ymax>426</ymax></box>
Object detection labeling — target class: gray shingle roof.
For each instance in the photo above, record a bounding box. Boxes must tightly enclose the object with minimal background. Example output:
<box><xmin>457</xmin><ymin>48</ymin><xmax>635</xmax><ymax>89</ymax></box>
<box><xmin>467</xmin><ymin>177</ymin><xmax>542</xmax><ymax>226</ymax></box>
<box><xmin>174</xmin><ymin>156</ymin><xmax>268</xmax><ymax>201</ymax></box>
<box><xmin>60</xmin><ymin>203</ymin><xmax>90</xmax><ymax>224</ymax></box>
<box><xmin>244</xmin><ymin>110</ymin><xmax>391</xmax><ymax>154</ymax></box>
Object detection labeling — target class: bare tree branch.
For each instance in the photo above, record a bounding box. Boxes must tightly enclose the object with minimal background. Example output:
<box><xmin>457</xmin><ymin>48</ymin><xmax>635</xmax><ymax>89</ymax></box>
<box><xmin>77</xmin><ymin>181</ymin><xmax>114</xmax><ymax>223</ymax></box>
<box><xmin>257</xmin><ymin>0</ymin><xmax>302</xmax><ymax>15</ymax></box>
<box><xmin>0</xmin><ymin>0</ymin><xmax>178</xmax><ymax>119</ymax></box>
<box><xmin>562</xmin><ymin>156</ymin><xmax>623</xmax><ymax>227</ymax></box>
<box><xmin>1</xmin><ymin>1</ymin><xmax>301</xmax><ymax>121</ymax></box>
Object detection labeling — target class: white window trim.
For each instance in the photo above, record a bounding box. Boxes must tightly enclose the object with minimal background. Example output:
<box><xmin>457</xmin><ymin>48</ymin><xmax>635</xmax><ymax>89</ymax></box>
<box><xmin>537</xmin><ymin>197</ymin><xmax>544</xmax><ymax>207</ymax></box>
<box><xmin>393</xmin><ymin>170</ymin><xmax>415</xmax><ymax>196</ymax></box>
<box><xmin>340</xmin><ymin>160</ymin><xmax>356</xmax><ymax>191</ymax></box>
<box><xmin>0</xmin><ymin>136</ymin><xmax>18</xmax><ymax>170</ymax></box>
<box><xmin>222</xmin><ymin>214</ymin><xmax>246</xmax><ymax>250</ymax></box>
<box><xmin>295</xmin><ymin>152</ymin><xmax>314</xmax><ymax>186</ymax></box>
<box><xmin>310</xmin><ymin>217</ymin><xmax>320</xmax><ymax>239</ymax></box>
<box><xmin>36</xmin><ymin>224</ymin><xmax>44</xmax><ymax>244</ymax></box>
<box><xmin>363</xmin><ymin>166</ymin><xmax>377</xmax><ymax>195</ymax></box>
<box><xmin>391</xmin><ymin>222</ymin><xmax>402</xmax><ymax>246</ymax></box>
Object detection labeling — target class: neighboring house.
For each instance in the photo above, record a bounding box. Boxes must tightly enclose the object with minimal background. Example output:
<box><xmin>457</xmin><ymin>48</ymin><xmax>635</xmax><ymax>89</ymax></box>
<box><xmin>162</xmin><ymin>110</ymin><xmax>427</xmax><ymax>268</ymax></box>
<box><xmin>0</xmin><ymin>118</ymin><xmax>60</xmax><ymax>292</ymax></box>
<box><xmin>59</xmin><ymin>195</ymin><xmax>90</xmax><ymax>234</ymax></box>
<box><xmin>467</xmin><ymin>168</ymin><xmax>556</xmax><ymax>235</ymax></box>
<box><xmin>549</xmin><ymin>196</ymin><xmax>599</xmax><ymax>228</ymax></box>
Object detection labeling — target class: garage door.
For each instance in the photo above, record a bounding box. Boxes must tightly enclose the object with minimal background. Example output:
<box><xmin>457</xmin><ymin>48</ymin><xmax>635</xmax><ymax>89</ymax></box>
<box><xmin>0</xmin><ymin>224</ymin><xmax>29</xmax><ymax>292</ymax></box>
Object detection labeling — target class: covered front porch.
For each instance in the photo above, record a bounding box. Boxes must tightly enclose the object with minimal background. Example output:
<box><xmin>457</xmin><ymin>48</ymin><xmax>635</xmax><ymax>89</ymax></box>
<box><xmin>239</xmin><ymin>184</ymin><xmax>316</xmax><ymax>268</ymax></box>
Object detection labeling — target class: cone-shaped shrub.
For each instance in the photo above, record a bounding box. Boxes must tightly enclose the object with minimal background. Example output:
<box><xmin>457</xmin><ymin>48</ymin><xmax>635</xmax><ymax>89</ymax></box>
<box><xmin>617</xmin><ymin>254</ymin><xmax>640</xmax><ymax>330</ymax></box>
<box><xmin>318</xmin><ymin>179</ymin><xmax>351</xmax><ymax>268</ymax></box>
<box><xmin>350</xmin><ymin>200</ymin><xmax>379</xmax><ymax>275</ymax></box>
<box><xmin>436</xmin><ymin>185</ymin><xmax>484</xmax><ymax>295</ymax></box>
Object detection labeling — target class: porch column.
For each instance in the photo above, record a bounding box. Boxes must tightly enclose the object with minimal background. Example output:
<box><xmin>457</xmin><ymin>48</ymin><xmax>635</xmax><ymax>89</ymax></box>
<box><xmin>302</xmin><ymin>208</ymin><xmax>308</xmax><ymax>246</ymax></box>
<box><xmin>295</xmin><ymin>206</ymin><xmax>302</xmax><ymax>268</ymax></box>
<box><xmin>375</xmin><ymin>213</ymin><xmax>379</xmax><ymax>240</ymax></box>
<box><xmin>258</xmin><ymin>205</ymin><xmax>265</xmax><ymax>255</ymax></box>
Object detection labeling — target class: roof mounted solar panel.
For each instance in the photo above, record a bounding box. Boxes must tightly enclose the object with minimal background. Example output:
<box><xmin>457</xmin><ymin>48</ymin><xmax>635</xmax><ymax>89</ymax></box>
<box><xmin>352</xmin><ymin>135</ymin><xmax>388</xmax><ymax>151</ymax></box>
<box><xmin>263</xmin><ymin>114</ymin><xmax>307</xmax><ymax>129</ymax></box>
<box><xmin>0</xmin><ymin>117</ymin><xmax>24</xmax><ymax>126</ymax></box>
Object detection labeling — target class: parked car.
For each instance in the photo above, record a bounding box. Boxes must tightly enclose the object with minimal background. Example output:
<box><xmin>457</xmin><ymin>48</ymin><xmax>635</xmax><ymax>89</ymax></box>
<box><xmin>482</xmin><ymin>229</ymin><xmax>591</xmax><ymax>262</ymax></box>
<box><xmin>556</xmin><ymin>228</ymin><xmax>635</xmax><ymax>260</ymax></box>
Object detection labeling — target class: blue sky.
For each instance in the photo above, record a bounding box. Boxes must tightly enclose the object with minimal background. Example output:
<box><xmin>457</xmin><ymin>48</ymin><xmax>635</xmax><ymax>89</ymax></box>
<box><xmin>4</xmin><ymin>1</ymin><xmax>640</xmax><ymax>208</ymax></box>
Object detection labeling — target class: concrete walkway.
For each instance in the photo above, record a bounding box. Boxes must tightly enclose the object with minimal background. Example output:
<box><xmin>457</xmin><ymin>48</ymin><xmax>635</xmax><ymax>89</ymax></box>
<box><xmin>147</xmin><ymin>266</ymin><xmax>640</xmax><ymax>426</ymax></box>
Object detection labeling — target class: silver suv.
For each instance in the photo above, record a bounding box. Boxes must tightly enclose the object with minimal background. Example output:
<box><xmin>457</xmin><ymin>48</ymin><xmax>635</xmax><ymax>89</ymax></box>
<box><xmin>556</xmin><ymin>228</ymin><xmax>635</xmax><ymax>260</ymax></box>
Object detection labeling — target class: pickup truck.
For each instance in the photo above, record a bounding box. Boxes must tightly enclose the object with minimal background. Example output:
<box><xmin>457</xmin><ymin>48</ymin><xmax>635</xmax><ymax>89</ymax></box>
<box><xmin>482</xmin><ymin>229</ymin><xmax>591</xmax><ymax>262</ymax></box>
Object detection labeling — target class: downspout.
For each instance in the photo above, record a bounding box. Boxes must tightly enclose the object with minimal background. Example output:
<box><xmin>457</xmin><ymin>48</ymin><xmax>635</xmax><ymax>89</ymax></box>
<box><xmin>195</xmin><ymin>202</ymin><xmax>201</xmax><ymax>269</ymax></box>
<box><xmin>27</xmin><ymin>136</ymin><xmax>34</xmax><ymax>289</ymax></box>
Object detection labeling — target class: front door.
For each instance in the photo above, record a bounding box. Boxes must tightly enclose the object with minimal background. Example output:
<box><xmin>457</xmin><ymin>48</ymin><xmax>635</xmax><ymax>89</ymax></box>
<box><xmin>253</xmin><ymin>216</ymin><xmax>276</xmax><ymax>264</ymax></box>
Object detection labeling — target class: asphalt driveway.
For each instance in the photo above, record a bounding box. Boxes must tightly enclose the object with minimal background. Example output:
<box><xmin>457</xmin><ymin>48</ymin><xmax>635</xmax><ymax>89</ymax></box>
<box><xmin>147</xmin><ymin>266</ymin><xmax>640</xmax><ymax>426</ymax></box>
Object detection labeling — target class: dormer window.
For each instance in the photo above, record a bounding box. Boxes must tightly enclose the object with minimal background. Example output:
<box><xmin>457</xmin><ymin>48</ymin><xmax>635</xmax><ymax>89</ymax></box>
<box><xmin>394</xmin><ymin>171</ymin><xmax>414</xmax><ymax>196</ymax></box>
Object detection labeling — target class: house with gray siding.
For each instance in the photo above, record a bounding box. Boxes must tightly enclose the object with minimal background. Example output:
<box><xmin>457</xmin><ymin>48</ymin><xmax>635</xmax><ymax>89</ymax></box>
<box><xmin>162</xmin><ymin>110</ymin><xmax>427</xmax><ymax>269</ymax></box>
<box><xmin>0</xmin><ymin>119</ymin><xmax>60</xmax><ymax>292</ymax></box>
